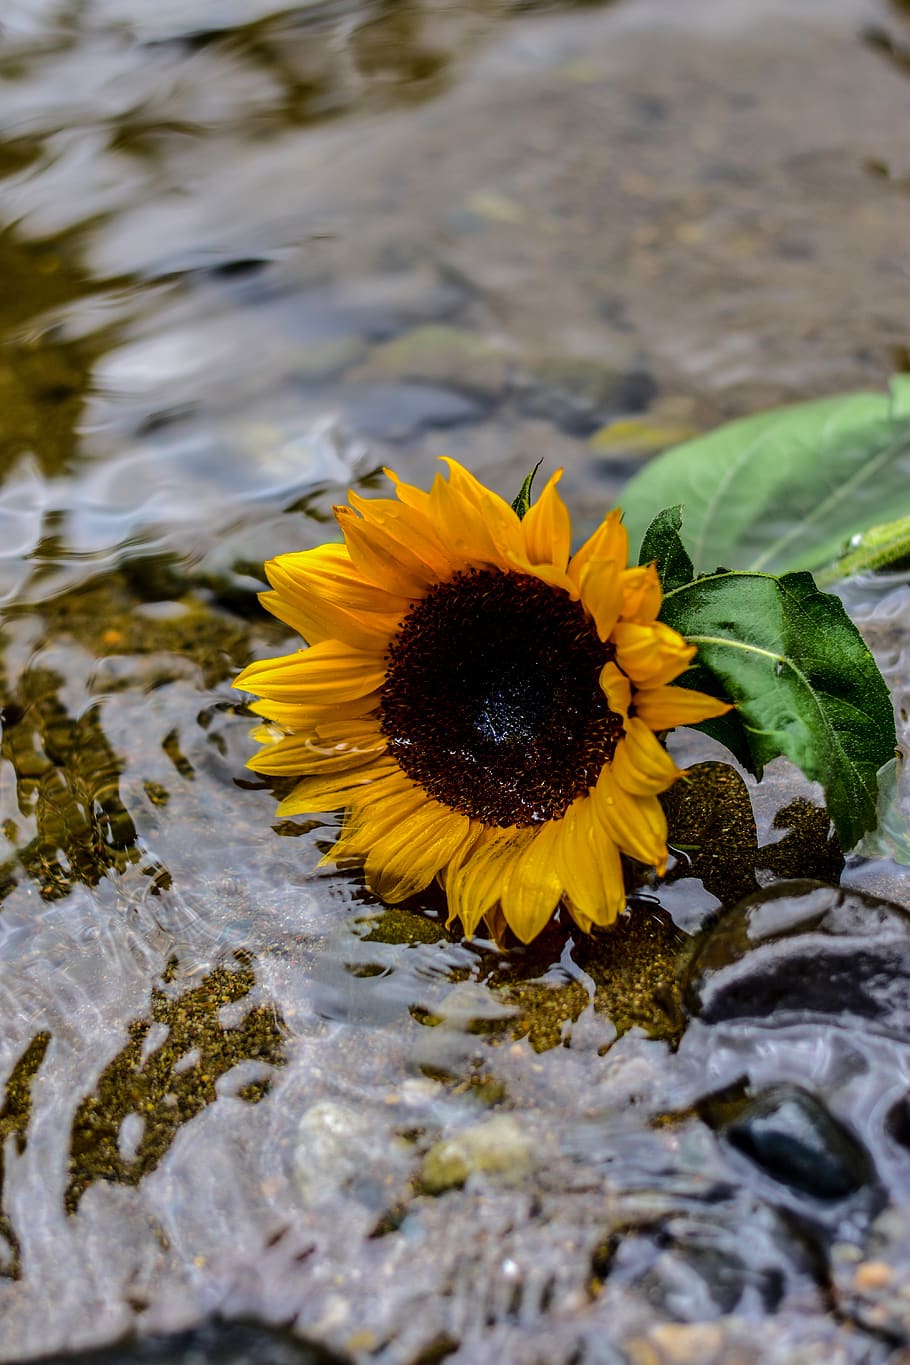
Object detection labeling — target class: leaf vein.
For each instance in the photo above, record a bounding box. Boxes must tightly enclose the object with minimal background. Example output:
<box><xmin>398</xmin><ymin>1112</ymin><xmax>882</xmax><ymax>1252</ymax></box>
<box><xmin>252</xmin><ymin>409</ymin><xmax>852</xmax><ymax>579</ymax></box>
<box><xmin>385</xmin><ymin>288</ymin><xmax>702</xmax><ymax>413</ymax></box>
<box><xmin>684</xmin><ymin>634</ymin><xmax>858</xmax><ymax>787</ymax></box>
<box><xmin>748</xmin><ymin>430</ymin><xmax>910</xmax><ymax>571</ymax></box>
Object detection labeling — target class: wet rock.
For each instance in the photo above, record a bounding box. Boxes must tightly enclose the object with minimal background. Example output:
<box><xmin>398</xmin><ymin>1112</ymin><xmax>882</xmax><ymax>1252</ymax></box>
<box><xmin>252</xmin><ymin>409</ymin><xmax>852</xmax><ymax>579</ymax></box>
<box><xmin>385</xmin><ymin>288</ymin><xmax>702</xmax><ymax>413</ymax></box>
<box><xmin>26</xmin><ymin>1320</ymin><xmax>350</xmax><ymax>1365</ymax></box>
<box><xmin>409</xmin><ymin>979</ymin><xmax>517</xmax><ymax>1075</ymax></box>
<box><xmin>496</xmin><ymin>971</ymin><xmax>590</xmax><ymax>1054</ymax></box>
<box><xmin>293</xmin><ymin>336</ymin><xmax>368</xmax><ymax>384</ymax></box>
<box><xmin>575</xmin><ymin>902</ymin><xmax>691</xmax><ymax>1043</ymax></box>
<box><xmin>426</xmin><ymin>981</ymin><xmax>519</xmax><ymax>1034</ymax></box>
<box><xmin>830</xmin><ymin>1205</ymin><xmax>910</xmax><ymax>1341</ymax></box>
<box><xmin>351</xmin><ymin>324</ymin><xmax>510</xmax><ymax>399</ymax></box>
<box><xmin>885</xmin><ymin>1094</ymin><xmax>910</xmax><ymax>1153</ymax></box>
<box><xmin>588</xmin><ymin>395</ymin><xmax>703</xmax><ymax>457</ymax></box>
<box><xmin>759</xmin><ymin>800</ymin><xmax>845</xmax><ymax>887</ymax></box>
<box><xmin>686</xmin><ymin>881</ymin><xmax>910</xmax><ymax>1033</ymax></box>
<box><xmin>66</xmin><ymin>957</ymin><xmax>286</xmax><ymax>1214</ymax></box>
<box><xmin>661</xmin><ymin>764</ymin><xmax>844</xmax><ymax>915</ymax></box>
<box><xmin>641</xmin><ymin>1322</ymin><xmax>725</xmax><ymax>1365</ymax></box>
<box><xmin>343</xmin><ymin>382</ymin><xmax>486</xmax><ymax>441</ymax></box>
<box><xmin>322</xmin><ymin>272</ymin><xmax>467</xmax><ymax>342</ymax></box>
<box><xmin>592</xmin><ymin>1196</ymin><xmax>819</xmax><ymax>1325</ymax></box>
<box><xmin>722</xmin><ymin>1087</ymin><xmax>874</xmax><ymax>1203</ymax></box>
<box><xmin>421</xmin><ymin>1115</ymin><xmax>533</xmax><ymax>1194</ymax></box>
<box><xmin>6</xmin><ymin>1</ymin><xmax>910</xmax><ymax>1361</ymax></box>
<box><xmin>518</xmin><ymin>352</ymin><xmax>656</xmax><ymax>436</ymax></box>
<box><xmin>662</xmin><ymin>762</ymin><xmax>761</xmax><ymax>909</ymax></box>
<box><xmin>677</xmin><ymin>880</ymin><xmax>909</xmax><ymax>1260</ymax></box>
<box><xmin>294</xmin><ymin>1100</ymin><xmax>408</xmax><ymax>1208</ymax></box>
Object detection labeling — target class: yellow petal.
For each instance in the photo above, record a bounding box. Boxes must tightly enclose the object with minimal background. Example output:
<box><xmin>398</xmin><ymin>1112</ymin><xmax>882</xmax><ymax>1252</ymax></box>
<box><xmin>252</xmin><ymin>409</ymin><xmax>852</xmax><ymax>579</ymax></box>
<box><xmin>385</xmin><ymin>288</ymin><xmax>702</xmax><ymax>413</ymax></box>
<box><xmin>346</xmin><ymin>491</ymin><xmax>454</xmax><ymax>579</ymax></box>
<box><xmin>262</xmin><ymin>543</ymin><xmax>409</xmax><ymax>646</ymax></box>
<box><xmin>619</xmin><ymin>563</ymin><xmax>662</xmax><ymax>624</ymax></box>
<box><xmin>430</xmin><ymin>458</ymin><xmax>525</xmax><ymax>569</ymax></box>
<box><xmin>506</xmin><ymin>557</ymin><xmax>579</xmax><ymax>599</ymax></box>
<box><xmin>481</xmin><ymin>902</ymin><xmax>512</xmax><ymax>948</ymax></box>
<box><xmin>309</xmin><ymin>719</ymin><xmax>386</xmax><ymax>746</ymax></box>
<box><xmin>634</xmin><ymin>683</ymin><xmax>733</xmax><ymax>731</ymax></box>
<box><xmin>249</xmin><ymin>721</ymin><xmax>282</xmax><ymax>745</ymax></box>
<box><xmin>267</xmin><ymin>543</ymin><xmax>411</xmax><ymax>615</ymax></box>
<box><xmin>332</xmin><ymin>779</ymin><xmax>435</xmax><ymax>854</ymax></box>
<box><xmin>448</xmin><ymin>828</ymin><xmax>532</xmax><ymax>938</ymax></box>
<box><xmin>578</xmin><ymin>558</ymin><xmax>623</xmax><ymax>642</ymax></box>
<box><xmin>383</xmin><ymin>466</ymin><xmax>433</xmax><ymax>517</ymax></box>
<box><xmin>364</xmin><ymin>805</ymin><xmax>473</xmax><ymax>904</ymax></box>
<box><xmin>276</xmin><ymin>761</ymin><xmax>400</xmax><ymax>816</ymax></box>
<box><xmin>521</xmin><ymin>469</ymin><xmax>571</xmax><ymax>567</ymax></box>
<box><xmin>247</xmin><ymin>730</ymin><xmax>386</xmax><ymax>776</ymax></box>
<box><xmin>612</xmin><ymin>621</ymin><xmax>696</xmax><ymax>688</ymax></box>
<box><xmin>600</xmin><ymin>661</ymin><xmax>631</xmax><ymax>717</ymax></box>
<box><xmin>438</xmin><ymin>819</ymin><xmax>484</xmax><ymax>893</ymax></box>
<box><xmin>563</xmin><ymin>898</ymin><xmax>594</xmax><ymax>935</ymax></box>
<box><xmin>248</xmin><ymin>693</ymin><xmax>381</xmax><ymax>728</ymax></box>
<box><xmin>235</xmin><ymin>640</ymin><xmax>386</xmax><ymax>703</ymax></box>
<box><xmin>611</xmin><ymin>717</ymin><xmax>681</xmax><ymax>796</ymax></box>
<box><xmin>259</xmin><ymin>587</ymin><xmax>400</xmax><ymax>651</ymax></box>
<box><xmin>335</xmin><ymin>506</ymin><xmax>443</xmax><ymax>597</ymax></box>
<box><xmin>499</xmin><ymin>820</ymin><xmax>565</xmax><ymax>943</ymax></box>
<box><xmin>569</xmin><ymin>508</ymin><xmax>628</xmax><ymax>586</ymax></box>
<box><xmin>553</xmin><ymin>798</ymin><xmax>626</xmax><ymax>927</ymax></box>
<box><xmin>592</xmin><ymin>767</ymin><xmax>668</xmax><ymax>873</ymax></box>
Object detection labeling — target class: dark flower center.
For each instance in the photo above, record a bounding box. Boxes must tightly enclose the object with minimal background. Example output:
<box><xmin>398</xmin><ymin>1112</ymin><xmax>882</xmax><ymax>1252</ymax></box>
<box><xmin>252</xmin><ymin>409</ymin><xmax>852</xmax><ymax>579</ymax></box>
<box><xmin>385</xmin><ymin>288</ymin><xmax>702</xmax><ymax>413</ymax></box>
<box><xmin>379</xmin><ymin>569</ymin><xmax>624</xmax><ymax>827</ymax></box>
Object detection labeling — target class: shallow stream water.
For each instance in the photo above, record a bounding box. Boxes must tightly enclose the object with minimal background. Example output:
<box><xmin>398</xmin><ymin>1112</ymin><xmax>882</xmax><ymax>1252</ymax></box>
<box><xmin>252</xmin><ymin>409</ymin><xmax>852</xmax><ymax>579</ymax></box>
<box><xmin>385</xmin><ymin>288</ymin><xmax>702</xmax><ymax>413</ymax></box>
<box><xmin>2</xmin><ymin>1</ymin><xmax>910</xmax><ymax>1361</ymax></box>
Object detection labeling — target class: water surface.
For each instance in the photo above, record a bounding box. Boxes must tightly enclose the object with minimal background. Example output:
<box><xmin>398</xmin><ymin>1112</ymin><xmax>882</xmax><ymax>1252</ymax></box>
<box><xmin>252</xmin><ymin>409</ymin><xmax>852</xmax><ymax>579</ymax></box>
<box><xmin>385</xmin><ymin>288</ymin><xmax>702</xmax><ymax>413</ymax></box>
<box><xmin>2</xmin><ymin>1</ymin><xmax>910</xmax><ymax>1361</ymax></box>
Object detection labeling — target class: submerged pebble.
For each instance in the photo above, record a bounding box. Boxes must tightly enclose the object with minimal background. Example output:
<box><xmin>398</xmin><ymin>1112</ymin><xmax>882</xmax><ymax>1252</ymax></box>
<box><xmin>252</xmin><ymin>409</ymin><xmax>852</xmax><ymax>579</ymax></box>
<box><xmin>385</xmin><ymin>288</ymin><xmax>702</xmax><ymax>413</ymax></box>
<box><xmin>294</xmin><ymin>1100</ymin><xmax>410</xmax><ymax>1208</ymax></box>
<box><xmin>421</xmin><ymin>1115</ymin><xmax>534</xmax><ymax>1194</ymax></box>
<box><xmin>723</xmin><ymin>1086</ymin><xmax>874</xmax><ymax>1203</ymax></box>
<box><xmin>343</xmin><ymin>382</ymin><xmax>487</xmax><ymax>441</ymax></box>
<box><xmin>687</xmin><ymin>881</ymin><xmax>910</xmax><ymax>1032</ymax></box>
<box><xmin>24</xmin><ymin>1322</ymin><xmax>350</xmax><ymax>1365</ymax></box>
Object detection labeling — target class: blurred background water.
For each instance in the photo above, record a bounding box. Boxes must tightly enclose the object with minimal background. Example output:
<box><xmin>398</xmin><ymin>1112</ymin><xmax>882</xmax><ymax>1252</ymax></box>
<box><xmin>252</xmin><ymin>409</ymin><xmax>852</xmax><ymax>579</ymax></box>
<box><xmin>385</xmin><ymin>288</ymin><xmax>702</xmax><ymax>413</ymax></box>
<box><xmin>2</xmin><ymin>1</ymin><xmax>910</xmax><ymax>1361</ymax></box>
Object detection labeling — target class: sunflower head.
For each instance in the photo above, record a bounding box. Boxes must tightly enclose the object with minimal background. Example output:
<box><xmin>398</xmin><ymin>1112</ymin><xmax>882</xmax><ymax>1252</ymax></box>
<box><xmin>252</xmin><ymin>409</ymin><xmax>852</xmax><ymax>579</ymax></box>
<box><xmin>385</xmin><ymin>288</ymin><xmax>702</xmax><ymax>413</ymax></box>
<box><xmin>234</xmin><ymin>460</ymin><xmax>730</xmax><ymax>943</ymax></box>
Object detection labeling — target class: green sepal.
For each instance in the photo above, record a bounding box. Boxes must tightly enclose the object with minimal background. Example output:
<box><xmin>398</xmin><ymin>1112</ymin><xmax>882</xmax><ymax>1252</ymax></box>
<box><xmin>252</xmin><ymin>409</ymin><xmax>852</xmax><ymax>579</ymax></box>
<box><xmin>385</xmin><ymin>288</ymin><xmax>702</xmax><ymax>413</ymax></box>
<box><xmin>511</xmin><ymin>461</ymin><xmax>542</xmax><ymax>520</ymax></box>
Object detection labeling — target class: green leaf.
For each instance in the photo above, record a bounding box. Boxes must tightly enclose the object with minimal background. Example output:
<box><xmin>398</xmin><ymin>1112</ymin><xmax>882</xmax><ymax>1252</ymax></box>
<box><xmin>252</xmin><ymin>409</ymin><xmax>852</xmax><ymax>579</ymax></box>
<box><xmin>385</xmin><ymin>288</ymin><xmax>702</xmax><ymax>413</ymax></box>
<box><xmin>638</xmin><ymin>508</ymin><xmax>771</xmax><ymax>769</ymax></box>
<box><xmin>511</xmin><ymin>461</ymin><xmax>542</xmax><ymax>520</ymax></box>
<box><xmin>621</xmin><ymin>376</ymin><xmax>910</xmax><ymax>575</ymax></box>
<box><xmin>639</xmin><ymin>504</ymin><xmax>695</xmax><ymax>593</ymax></box>
<box><xmin>642</xmin><ymin>509</ymin><xmax>897</xmax><ymax>849</ymax></box>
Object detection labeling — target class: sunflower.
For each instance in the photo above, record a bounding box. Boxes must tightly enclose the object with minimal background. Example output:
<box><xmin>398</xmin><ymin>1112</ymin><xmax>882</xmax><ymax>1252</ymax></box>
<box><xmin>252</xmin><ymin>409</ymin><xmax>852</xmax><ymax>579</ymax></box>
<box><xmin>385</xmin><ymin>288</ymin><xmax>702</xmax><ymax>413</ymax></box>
<box><xmin>234</xmin><ymin>461</ymin><xmax>730</xmax><ymax>943</ymax></box>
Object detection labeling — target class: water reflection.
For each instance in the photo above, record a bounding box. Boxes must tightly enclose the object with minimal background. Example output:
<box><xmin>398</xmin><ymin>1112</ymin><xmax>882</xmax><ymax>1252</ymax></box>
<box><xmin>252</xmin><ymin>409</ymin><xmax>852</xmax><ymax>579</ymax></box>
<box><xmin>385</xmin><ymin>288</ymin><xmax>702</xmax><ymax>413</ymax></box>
<box><xmin>0</xmin><ymin>566</ymin><xmax>261</xmax><ymax>907</ymax></box>
<box><xmin>341</xmin><ymin>767</ymin><xmax>846</xmax><ymax>1058</ymax></box>
<box><xmin>0</xmin><ymin>0</ymin><xmax>909</xmax><ymax>1359</ymax></box>
<box><xmin>662</xmin><ymin>761</ymin><xmax>845</xmax><ymax>908</ymax></box>
<box><xmin>66</xmin><ymin>954</ymin><xmax>285</xmax><ymax>1213</ymax></box>
<box><xmin>0</xmin><ymin>1032</ymin><xmax>50</xmax><ymax>1278</ymax></box>
<box><xmin>0</xmin><ymin>224</ymin><xmax>119</xmax><ymax>483</ymax></box>
<box><xmin>0</xmin><ymin>660</ymin><xmax>138</xmax><ymax>903</ymax></box>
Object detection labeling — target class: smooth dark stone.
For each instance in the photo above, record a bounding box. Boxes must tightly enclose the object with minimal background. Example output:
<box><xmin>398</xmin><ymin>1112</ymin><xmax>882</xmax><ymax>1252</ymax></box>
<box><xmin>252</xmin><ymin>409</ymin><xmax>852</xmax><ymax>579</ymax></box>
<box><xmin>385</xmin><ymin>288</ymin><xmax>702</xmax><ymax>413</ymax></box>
<box><xmin>344</xmin><ymin>382</ymin><xmax>486</xmax><ymax>440</ymax></box>
<box><xmin>885</xmin><ymin>1095</ymin><xmax>910</xmax><ymax>1153</ymax></box>
<box><xmin>26</xmin><ymin>1321</ymin><xmax>351</xmax><ymax>1365</ymax></box>
<box><xmin>687</xmin><ymin>882</ymin><xmax>910</xmax><ymax>1034</ymax></box>
<box><xmin>519</xmin><ymin>367</ymin><xmax>657</xmax><ymax>437</ymax></box>
<box><xmin>724</xmin><ymin>1087</ymin><xmax>873</xmax><ymax>1202</ymax></box>
<box><xmin>592</xmin><ymin>1202</ymin><xmax>808</xmax><ymax>1318</ymax></box>
<box><xmin>698</xmin><ymin>940</ymin><xmax>910</xmax><ymax>1026</ymax></box>
<box><xmin>207</xmin><ymin>257</ymin><xmax>273</xmax><ymax>282</ymax></box>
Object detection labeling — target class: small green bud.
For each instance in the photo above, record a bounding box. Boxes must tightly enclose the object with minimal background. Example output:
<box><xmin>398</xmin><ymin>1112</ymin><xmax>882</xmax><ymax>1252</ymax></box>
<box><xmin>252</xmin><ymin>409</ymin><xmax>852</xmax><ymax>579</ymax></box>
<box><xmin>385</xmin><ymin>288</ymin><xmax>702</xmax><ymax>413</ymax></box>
<box><xmin>511</xmin><ymin>461</ymin><xmax>543</xmax><ymax>520</ymax></box>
